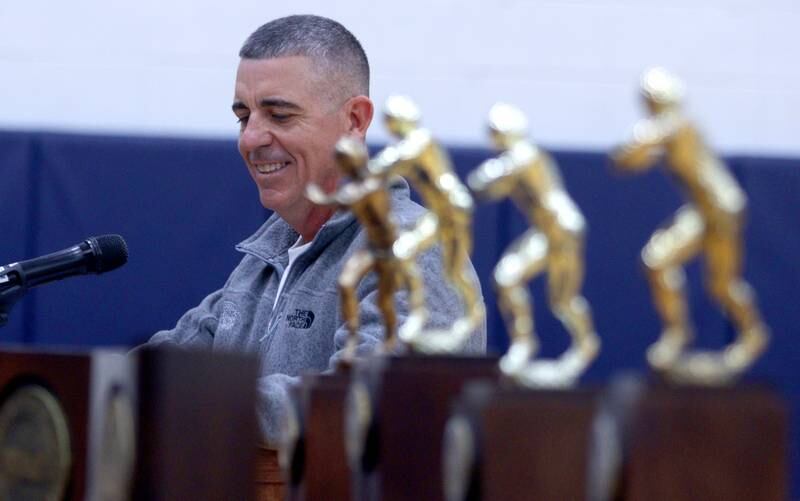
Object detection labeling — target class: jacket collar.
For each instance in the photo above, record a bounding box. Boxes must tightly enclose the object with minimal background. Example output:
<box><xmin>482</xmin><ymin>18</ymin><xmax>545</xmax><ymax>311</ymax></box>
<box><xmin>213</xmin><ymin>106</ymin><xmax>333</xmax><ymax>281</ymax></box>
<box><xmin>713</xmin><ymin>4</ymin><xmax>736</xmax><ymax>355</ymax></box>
<box><xmin>236</xmin><ymin>177</ymin><xmax>411</xmax><ymax>264</ymax></box>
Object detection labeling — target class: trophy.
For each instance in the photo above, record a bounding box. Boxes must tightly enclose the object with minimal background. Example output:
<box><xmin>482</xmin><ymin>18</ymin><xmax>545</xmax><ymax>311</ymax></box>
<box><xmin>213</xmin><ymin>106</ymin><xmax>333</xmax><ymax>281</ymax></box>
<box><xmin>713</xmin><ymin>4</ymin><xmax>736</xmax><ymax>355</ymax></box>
<box><xmin>466</xmin><ymin>102</ymin><xmax>599</xmax><ymax>386</ymax></box>
<box><xmin>281</xmin><ymin>135</ymin><xmax>431</xmax><ymax>500</ymax></box>
<box><xmin>306</xmin><ymin>135</ymin><xmax>428</xmax><ymax>361</ymax></box>
<box><xmin>337</xmin><ymin>97</ymin><xmax>497</xmax><ymax>501</ymax></box>
<box><xmin>0</xmin><ymin>345</ymin><xmax>259</xmax><ymax>500</ymax></box>
<box><xmin>368</xmin><ymin>94</ymin><xmax>485</xmax><ymax>350</ymax></box>
<box><xmin>442</xmin><ymin>102</ymin><xmax>601</xmax><ymax>500</ymax></box>
<box><xmin>598</xmin><ymin>67</ymin><xmax>787</xmax><ymax>500</ymax></box>
<box><xmin>611</xmin><ymin>66</ymin><xmax>767</xmax><ymax>385</ymax></box>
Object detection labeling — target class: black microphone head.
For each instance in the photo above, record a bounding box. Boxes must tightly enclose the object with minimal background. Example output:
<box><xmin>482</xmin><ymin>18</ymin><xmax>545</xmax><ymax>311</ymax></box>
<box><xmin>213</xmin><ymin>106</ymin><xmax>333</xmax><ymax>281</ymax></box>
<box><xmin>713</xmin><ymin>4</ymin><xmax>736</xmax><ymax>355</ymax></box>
<box><xmin>89</xmin><ymin>234</ymin><xmax>129</xmax><ymax>273</ymax></box>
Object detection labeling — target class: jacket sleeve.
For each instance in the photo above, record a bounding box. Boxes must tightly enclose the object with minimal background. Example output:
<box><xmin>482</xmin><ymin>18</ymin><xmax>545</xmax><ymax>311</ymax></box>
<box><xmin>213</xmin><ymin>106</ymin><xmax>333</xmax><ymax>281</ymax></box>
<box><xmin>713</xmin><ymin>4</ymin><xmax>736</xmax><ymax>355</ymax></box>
<box><xmin>145</xmin><ymin>287</ymin><xmax>297</xmax><ymax>448</ymax></box>
<box><xmin>142</xmin><ymin>288</ymin><xmax>222</xmax><ymax>349</ymax></box>
<box><xmin>256</xmin><ymin>372</ymin><xmax>298</xmax><ymax>448</ymax></box>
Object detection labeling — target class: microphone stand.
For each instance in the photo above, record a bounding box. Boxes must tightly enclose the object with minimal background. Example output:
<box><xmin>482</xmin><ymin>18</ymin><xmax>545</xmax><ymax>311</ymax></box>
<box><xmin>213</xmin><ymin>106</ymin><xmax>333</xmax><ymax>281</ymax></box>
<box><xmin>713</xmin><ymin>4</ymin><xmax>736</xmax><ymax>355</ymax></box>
<box><xmin>0</xmin><ymin>292</ymin><xmax>21</xmax><ymax>327</ymax></box>
<box><xmin>0</xmin><ymin>264</ymin><xmax>25</xmax><ymax>327</ymax></box>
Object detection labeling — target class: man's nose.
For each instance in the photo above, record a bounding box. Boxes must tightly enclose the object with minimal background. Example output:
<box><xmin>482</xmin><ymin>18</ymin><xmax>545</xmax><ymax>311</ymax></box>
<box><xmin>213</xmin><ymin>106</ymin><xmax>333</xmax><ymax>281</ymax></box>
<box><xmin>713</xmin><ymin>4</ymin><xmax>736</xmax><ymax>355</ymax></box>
<box><xmin>240</xmin><ymin>115</ymin><xmax>274</xmax><ymax>150</ymax></box>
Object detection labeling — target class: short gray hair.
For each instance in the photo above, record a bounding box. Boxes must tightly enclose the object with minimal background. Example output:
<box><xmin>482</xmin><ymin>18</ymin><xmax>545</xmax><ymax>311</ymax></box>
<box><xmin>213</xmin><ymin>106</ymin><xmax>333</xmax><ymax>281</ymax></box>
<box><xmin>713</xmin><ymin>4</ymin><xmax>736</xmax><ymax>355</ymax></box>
<box><xmin>239</xmin><ymin>15</ymin><xmax>370</xmax><ymax>98</ymax></box>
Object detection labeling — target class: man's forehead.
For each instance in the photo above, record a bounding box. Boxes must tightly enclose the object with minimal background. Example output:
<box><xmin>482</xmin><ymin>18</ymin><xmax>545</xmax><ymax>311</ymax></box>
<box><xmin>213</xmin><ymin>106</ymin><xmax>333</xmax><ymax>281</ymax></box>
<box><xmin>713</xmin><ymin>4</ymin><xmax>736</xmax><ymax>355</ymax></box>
<box><xmin>234</xmin><ymin>56</ymin><xmax>328</xmax><ymax>105</ymax></box>
<box><xmin>237</xmin><ymin>54</ymin><xmax>314</xmax><ymax>71</ymax></box>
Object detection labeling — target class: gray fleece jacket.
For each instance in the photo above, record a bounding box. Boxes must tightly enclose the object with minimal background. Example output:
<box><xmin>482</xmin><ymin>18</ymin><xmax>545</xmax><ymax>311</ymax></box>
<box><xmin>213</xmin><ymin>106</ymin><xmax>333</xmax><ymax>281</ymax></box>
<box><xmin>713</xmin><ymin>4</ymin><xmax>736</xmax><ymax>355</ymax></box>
<box><xmin>146</xmin><ymin>179</ymin><xmax>487</xmax><ymax>446</ymax></box>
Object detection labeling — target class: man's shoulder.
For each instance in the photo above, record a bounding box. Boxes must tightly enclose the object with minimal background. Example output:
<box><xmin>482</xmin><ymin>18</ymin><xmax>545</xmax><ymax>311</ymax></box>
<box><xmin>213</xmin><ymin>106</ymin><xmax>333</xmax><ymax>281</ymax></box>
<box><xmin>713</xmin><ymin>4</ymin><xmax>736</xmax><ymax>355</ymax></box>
<box><xmin>388</xmin><ymin>177</ymin><xmax>427</xmax><ymax>227</ymax></box>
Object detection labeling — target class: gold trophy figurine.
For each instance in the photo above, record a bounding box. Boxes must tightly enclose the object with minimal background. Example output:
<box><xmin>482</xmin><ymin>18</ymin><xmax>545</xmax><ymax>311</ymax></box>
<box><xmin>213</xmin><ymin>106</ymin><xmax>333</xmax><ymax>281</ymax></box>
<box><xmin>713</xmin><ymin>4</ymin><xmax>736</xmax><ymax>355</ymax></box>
<box><xmin>306</xmin><ymin>136</ymin><xmax>428</xmax><ymax>365</ymax></box>
<box><xmin>611</xmin><ymin>67</ymin><xmax>768</xmax><ymax>385</ymax></box>
<box><xmin>467</xmin><ymin>103</ymin><xmax>600</xmax><ymax>387</ymax></box>
<box><xmin>368</xmin><ymin>95</ymin><xmax>485</xmax><ymax>353</ymax></box>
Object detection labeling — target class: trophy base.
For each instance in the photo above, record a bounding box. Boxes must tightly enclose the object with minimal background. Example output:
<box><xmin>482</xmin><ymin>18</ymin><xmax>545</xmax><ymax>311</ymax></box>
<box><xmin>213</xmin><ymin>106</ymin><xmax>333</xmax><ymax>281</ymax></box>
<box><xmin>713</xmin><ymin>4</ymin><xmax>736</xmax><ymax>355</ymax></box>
<box><xmin>596</xmin><ymin>374</ymin><xmax>788</xmax><ymax>501</ymax></box>
<box><xmin>288</xmin><ymin>371</ymin><xmax>354</xmax><ymax>501</ymax></box>
<box><xmin>449</xmin><ymin>380</ymin><xmax>598</xmax><ymax>501</ymax></box>
<box><xmin>0</xmin><ymin>349</ymin><xmax>95</xmax><ymax>499</ymax></box>
<box><xmin>354</xmin><ymin>354</ymin><xmax>498</xmax><ymax>501</ymax></box>
<box><xmin>256</xmin><ymin>447</ymin><xmax>284</xmax><ymax>501</ymax></box>
<box><xmin>133</xmin><ymin>347</ymin><xmax>260</xmax><ymax>500</ymax></box>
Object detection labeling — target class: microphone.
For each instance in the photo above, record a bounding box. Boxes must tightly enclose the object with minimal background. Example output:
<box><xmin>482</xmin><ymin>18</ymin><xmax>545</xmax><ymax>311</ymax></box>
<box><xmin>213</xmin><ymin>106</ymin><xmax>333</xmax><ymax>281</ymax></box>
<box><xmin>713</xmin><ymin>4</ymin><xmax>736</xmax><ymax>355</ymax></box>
<box><xmin>0</xmin><ymin>235</ymin><xmax>128</xmax><ymax>325</ymax></box>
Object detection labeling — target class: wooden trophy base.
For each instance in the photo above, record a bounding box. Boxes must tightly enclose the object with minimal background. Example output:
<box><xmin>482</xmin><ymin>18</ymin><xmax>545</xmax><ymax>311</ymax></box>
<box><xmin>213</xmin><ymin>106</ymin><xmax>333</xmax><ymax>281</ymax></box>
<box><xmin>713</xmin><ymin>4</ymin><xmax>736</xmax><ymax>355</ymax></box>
<box><xmin>132</xmin><ymin>346</ymin><xmax>260</xmax><ymax>500</ymax></box>
<box><xmin>353</xmin><ymin>354</ymin><xmax>499</xmax><ymax>501</ymax></box>
<box><xmin>448</xmin><ymin>380</ymin><xmax>599</xmax><ymax>501</ymax></box>
<box><xmin>618</xmin><ymin>378</ymin><xmax>788</xmax><ymax>501</ymax></box>
<box><xmin>286</xmin><ymin>371</ymin><xmax>355</xmax><ymax>501</ymax></box>
<box><xmin>256</xmin><ymin>446</ymin><xmax>284</xmax><ymax>501</ymax></box>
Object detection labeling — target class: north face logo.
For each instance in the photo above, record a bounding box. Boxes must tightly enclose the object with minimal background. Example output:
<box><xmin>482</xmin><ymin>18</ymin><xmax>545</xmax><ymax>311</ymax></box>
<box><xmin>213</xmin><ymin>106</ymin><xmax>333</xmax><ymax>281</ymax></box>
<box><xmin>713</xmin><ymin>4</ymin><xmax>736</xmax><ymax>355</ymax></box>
<box><xmin>286</xmin><ymin>309</ymin><xmax>315</xmax><ymax>329</ymax></box>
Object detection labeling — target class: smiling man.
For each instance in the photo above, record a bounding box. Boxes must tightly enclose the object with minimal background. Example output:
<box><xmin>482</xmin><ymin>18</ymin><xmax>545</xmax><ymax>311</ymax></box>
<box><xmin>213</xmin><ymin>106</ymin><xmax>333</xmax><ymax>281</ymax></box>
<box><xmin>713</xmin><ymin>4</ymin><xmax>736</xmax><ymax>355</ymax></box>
<box><xmin>144</xmin><ymin>15</ymin><xmax>486</xmax><ymax>447</ymax></box>
<box><xmin>232</xmin><ymin>28</ymin><xmax>372</xmax><ymax>241</ymax></box>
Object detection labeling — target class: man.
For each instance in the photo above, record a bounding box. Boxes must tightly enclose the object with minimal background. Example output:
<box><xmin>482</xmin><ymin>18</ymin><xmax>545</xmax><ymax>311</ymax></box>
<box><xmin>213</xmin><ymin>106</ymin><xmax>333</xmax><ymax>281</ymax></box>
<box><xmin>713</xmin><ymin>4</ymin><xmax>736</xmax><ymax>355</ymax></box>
<box><xmin>144</xmin><ymin>15</ymin><xmax>486</xmax><ymax>446</ymax></box>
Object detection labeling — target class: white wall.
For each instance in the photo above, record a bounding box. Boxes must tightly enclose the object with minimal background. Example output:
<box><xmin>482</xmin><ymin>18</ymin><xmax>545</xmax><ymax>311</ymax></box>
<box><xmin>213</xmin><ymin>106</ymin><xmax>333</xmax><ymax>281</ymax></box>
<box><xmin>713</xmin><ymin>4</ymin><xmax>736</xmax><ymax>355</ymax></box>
<box><xmin>1</xmin><ymin>0</ymin><xmax>798</xmax><ymax>155</ymax></box>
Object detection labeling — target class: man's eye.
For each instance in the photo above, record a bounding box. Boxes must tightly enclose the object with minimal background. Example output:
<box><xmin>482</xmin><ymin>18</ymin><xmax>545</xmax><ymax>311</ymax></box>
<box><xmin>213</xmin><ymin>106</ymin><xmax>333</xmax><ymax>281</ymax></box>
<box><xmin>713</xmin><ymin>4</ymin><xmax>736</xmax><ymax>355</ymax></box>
<box><xmin>271</xmin><ymin>113</ymin><xmax>291</xmax><ymax>122</ymax></box>
<box><xmin>236</xmin><ymin>116</ymin><xmax>249</xmax><ymax>126</ymax></box>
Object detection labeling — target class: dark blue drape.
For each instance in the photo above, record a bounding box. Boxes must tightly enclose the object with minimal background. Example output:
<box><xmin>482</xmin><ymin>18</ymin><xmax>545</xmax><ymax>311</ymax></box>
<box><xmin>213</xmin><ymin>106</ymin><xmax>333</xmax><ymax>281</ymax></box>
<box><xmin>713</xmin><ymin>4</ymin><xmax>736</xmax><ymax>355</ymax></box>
<box><xmin>1</xmin><ymin>130</ymin><xmax>798</xmax><ymax>494</ymax></box>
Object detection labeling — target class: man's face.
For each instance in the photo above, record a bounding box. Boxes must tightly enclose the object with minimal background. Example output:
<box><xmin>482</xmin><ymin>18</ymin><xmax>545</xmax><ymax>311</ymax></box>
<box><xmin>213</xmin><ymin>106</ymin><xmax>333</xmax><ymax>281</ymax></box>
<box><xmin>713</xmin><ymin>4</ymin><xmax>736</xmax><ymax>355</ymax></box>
<box><xmin>233</xmin><ymin>56</ymin><xmax>349</xmax><ymax>222</ymax></box>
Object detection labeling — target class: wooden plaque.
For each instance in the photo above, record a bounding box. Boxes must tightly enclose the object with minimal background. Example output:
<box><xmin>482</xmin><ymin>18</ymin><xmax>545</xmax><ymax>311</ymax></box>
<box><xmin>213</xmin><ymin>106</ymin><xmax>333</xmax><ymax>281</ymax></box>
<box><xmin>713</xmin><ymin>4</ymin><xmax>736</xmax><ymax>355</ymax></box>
<box><xmin>0</xmin><ymin>345</ymin><xmax>260</xmax><ymax>500</ymax></box>
<box><xmin>621</xmin><ymin>381</ymin><xmax>788</xmax><ymax>501</ymax></box>
<box><xmin>286</xmin><ymin>371</ymin><xmax>354</xmax><ymax>501</ymax></box>
<box><xmin>349</xmin><ymin>355</ymin><xmax>499</xmax><ymax>501</ymax></box>
<box><xmin>446</xmin><ymin>380</ymin><xmax>598</xmax><ymax>501</ymax></box>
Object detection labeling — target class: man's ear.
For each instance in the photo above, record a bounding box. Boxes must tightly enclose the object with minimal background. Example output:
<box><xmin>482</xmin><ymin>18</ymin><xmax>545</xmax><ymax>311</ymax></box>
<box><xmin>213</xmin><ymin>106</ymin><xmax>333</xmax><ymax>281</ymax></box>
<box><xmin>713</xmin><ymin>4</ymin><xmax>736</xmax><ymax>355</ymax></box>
<box><xmin>345</xmin><ymin>95</ymin><xmax>374</xmax><ymax>140</ymax></box>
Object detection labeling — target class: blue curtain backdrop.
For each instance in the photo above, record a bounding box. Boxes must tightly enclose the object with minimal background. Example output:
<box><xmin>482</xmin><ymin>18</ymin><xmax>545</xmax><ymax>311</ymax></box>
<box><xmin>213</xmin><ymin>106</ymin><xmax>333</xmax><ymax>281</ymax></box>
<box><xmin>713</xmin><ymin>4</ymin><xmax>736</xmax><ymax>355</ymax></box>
<box><xmin>1</xmin><ymin>130</ymin><xmax>798</xmax><ymax>493</ymax></box>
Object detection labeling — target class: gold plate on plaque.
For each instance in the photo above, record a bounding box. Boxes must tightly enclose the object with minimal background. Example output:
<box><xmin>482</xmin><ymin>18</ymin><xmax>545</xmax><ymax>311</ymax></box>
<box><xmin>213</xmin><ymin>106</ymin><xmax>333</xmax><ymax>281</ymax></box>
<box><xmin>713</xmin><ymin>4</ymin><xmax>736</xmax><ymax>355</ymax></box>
<box><xmin>0</xmin><ymin>384</ymin><xmax>71</xmax><ymax>501</ymax></box>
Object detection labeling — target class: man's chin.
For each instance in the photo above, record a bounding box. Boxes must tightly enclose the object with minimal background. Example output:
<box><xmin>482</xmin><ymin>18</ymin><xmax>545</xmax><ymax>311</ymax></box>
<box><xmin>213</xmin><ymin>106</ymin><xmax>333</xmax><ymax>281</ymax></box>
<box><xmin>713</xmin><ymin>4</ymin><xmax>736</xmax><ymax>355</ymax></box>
<box><xmin>258</xmin><ymin>195</ymin><xmax>303</xmax><ymax>220</ymax></box>
<box><xmin>258</xmin><ymin>194</ymin><xmax>283</xmax><ymax>213</ymax></box>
